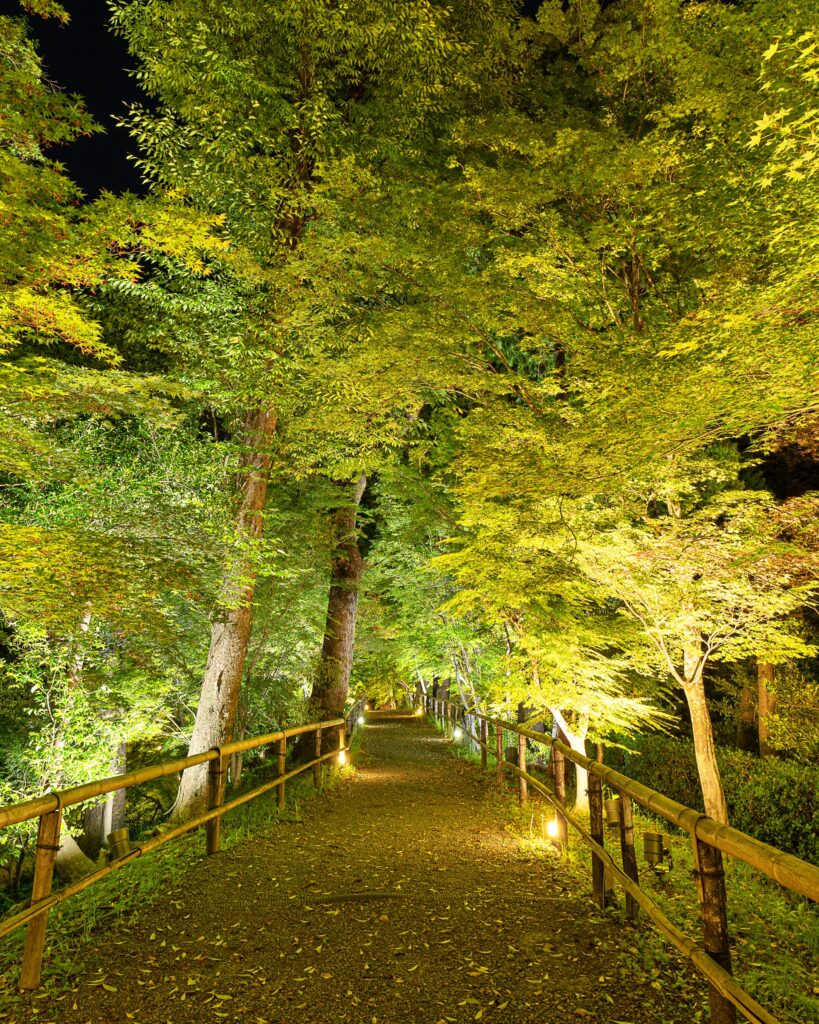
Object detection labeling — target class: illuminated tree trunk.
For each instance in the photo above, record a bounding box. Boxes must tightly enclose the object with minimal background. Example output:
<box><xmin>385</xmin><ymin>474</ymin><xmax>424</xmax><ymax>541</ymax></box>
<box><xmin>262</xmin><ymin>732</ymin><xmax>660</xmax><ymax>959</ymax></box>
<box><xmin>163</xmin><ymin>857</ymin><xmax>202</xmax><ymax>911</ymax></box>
<box><xmin>308</xmin><ymin>475</ymin><xmax>367</xmax><ymax>730</ymax></box>
<box><xmin>683</xmin><ymin>652</ymin><xmax>729</xmax><ymax>824</ymax></box>
<box><xmin>736</xmin><ymin>674</ymin><xmax>756</xmax><ymax>751</ymax></box>
<box><xmin>55</xmin><ymin>831</ymin><xmax>95</xmax><ymax>882</ymax></box>
<box><xmin>173</xmin><ymin>408</ymin><xmax>277</xmax><ymax>821</ymax></box>
<box><xmin>550</xmin><ymin>707</ymin><xmax>589</xmax><ymax>814</ymax></box>
<box><xmin>757</xmin><ymin>662</ymin><xmax>776</xmax><ymax>757</ymax></box>
<box><xmin>81</xmin><ymin>740</ymin><xmax>126</xmax><ymax>860</ymax></box>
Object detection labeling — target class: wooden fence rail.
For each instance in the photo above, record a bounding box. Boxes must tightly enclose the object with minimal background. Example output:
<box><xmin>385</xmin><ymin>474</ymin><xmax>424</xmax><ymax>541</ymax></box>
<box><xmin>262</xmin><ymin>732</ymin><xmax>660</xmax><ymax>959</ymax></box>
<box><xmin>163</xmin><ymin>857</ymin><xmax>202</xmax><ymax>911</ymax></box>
<box><xmin>416</xmin><ymin>693</ymin><xmax>819</xmax><ymax>1024</ymax></box>
<box><xmin>0</xmin><ymin>710</ymin><xmax>359</xmax><ymax>990</ymax></box>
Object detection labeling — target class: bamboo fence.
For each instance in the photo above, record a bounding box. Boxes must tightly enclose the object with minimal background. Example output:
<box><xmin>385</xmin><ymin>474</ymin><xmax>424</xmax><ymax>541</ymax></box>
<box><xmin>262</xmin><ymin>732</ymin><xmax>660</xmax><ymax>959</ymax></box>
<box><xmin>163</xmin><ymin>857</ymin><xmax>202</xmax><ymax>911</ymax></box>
<box><xmin>418</xmin><ymin>693</ymin><xmax>819</xmax><ymax>1024</ymax></box>
<box><xmin>0</xmin><ymin>710</ymin><xmax>360</xmax><ymax>990</ymax></box>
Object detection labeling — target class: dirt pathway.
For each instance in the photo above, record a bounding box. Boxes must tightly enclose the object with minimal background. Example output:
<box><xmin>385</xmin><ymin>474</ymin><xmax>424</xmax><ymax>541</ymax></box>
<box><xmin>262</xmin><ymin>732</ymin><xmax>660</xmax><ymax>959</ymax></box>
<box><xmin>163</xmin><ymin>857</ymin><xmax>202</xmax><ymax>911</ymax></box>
<box><xmin>10</xmin><ymin>717</ymin><xmax>700</xmax><ymax>1024</ymax></box>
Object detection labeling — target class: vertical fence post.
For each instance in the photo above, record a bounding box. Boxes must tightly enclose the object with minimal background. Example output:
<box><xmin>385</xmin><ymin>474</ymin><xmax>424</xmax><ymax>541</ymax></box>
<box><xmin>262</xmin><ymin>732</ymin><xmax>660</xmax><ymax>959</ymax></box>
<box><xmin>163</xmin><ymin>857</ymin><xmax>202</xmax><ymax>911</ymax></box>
<box><xmin>277</xmin><ymin>736</ymin><xmax>286</xmax><ymax>809</ymax></box>
<box><xmin>480</xmin><ymin>718</ymin><xmax>487</xmax><ymax>770</ymax></box>
<box><xmin>693</xmin><ymin>832</ymin><xmax>737</xmax><ymax>1024</ymax></box>
<box><xmin>517</xmin><ymin>733</ymin><xmax>527</xmax><ymax>804</ymax></box>
<box><xmin>588</xmin><ymin>773</ymin><xmax>606</xmax><ymax>909</ymax></box>
<box><xmin>496</xmin><ymin>725</ymin><xmax>504</xmax><ymax>785</ymax></box>
<box><xmin>338</xmin><ymin>723</ymin><xmax>345</xmax><ymax>762</ymax></box>
<box><xmin>552</xmin><ymin>746</ymin><xmax>568</xmax><ymax>850</ymax></box>
<box><xmin>19</xmin><ymin>806</ymin><xmax>61</xmax><ymax>991</ymax></box>
<box><xmin>206</xmin><ymin>748</ymin><xmax>228</xmax><ymax>856</ymax></box>
<box><xmin>314</xmin><ymin>726</ymin><xmax>323</xmax><ymax>787</ymax></box>
<box><xmin>618</xmin><ymin>792</ymin><xmax>639</xmax><ymax>921</ymax></box>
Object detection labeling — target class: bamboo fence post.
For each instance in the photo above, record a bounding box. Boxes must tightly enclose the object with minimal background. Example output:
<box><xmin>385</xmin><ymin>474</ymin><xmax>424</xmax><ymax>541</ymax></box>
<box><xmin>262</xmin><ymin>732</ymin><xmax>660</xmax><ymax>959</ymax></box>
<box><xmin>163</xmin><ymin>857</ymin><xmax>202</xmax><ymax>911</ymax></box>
<box><xmin>588</xmin><ymin>773</ymin><xmax>606</xmax><ymax>909</ymax></box>
<box><xmin>480</xmin><ymin>718</ymin><xmax>487</xmax><ymax>770</ymax></box>
<box><xmin>496</xmin><ymin>725</ymin><xmax>503</xmax><ymax>785</ymax></box>
<box><xmin>552</xmin><ymin>746</ymin><xmax>568</xmax><ymax>850</ymax></box>
<box><xmin>19</xmin><ymin>807</ymin><xmax>61</xmax><ymax>990</ymax></box>
<box><xmin>693</xmin><ymin>834</ymin><xmax>737</xmax><ymax>1024</ymax></box>
<box><xmin>206</xmin><ymin>749</ymin><xmax>228</xmax><ymax>855</ymax></box>
<box><xmin>517</xmin><ymin>733</ymin><xmax>527</xmax><ymax>804</ymax></box>
<box><xmin>277</xmin><ymin>736</ymin><xmax>286</xmax><ymax>809</ymax></box>
<box><xmin>618</xmin><ymin>792</ymin><xmax>639</xmax><ymax>921</ymax></box>
<box><xmin>314</xmin><ymin>726</ymin><xmax>323</xmax><ymax>787</ymax></box>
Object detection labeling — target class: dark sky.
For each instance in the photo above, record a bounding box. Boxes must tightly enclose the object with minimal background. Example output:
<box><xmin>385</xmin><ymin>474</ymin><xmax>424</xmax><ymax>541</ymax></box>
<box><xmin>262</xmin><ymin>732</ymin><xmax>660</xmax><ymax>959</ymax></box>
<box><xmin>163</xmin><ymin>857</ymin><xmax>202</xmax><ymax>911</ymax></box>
<box><xmin>4</xmin><ymin>1</ymin><xmax>544</xmax><ymax>198</ymax></box>
<box><xmin>2</xmin><ymin>1</ymin><xmax>145</xmax><ymax>196</ymax></box>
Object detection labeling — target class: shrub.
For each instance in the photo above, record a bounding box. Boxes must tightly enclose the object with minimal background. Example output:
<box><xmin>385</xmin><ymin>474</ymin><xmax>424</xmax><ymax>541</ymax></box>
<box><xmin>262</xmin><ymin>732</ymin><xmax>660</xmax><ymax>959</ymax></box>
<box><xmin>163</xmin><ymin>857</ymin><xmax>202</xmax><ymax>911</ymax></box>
<box><xmin>608</xmin><ymin>736</ymin><xmax>819</xmax><ymax>865</ymax></box>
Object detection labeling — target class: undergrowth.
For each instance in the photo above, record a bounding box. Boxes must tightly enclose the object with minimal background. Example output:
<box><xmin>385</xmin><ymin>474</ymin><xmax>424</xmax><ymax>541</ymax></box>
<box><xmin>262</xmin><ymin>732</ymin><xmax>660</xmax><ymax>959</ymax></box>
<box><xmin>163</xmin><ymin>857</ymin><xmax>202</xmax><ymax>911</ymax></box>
<box><xmin>441</xmin><ymin>715</ymin><xmax>819</xmax><ymax>1024</ymax></box>
<box><xmin>0</xmin><ymin>727</ymin><xmax>363</xmax><ymax>1004</ymax></box>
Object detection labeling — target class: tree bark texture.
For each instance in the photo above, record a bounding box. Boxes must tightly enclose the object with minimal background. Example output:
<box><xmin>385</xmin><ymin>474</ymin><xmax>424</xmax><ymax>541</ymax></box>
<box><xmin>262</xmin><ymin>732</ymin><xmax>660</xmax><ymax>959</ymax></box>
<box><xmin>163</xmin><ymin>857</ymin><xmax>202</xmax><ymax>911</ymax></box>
<box><xmin>309</xmin><ymin>474</ymin><xmax>367</xmax><ymax>727</ymax></box>
<box><xmin>81</xmin><ymin>740</ymin><xmax>126</xmax><ymax>860</ymax></box>
<box><xmin>683</xmin><ymin>655</ymin><xmax>729</xmax><ymax>824</ymax></box>
<box><xmin>55</xmin><ymin>829</ymin><xmax>95</xmax><ymax>883</ymax></box>
<box><xmin>549</xmin><ymin>708</ymin><xmax>589</xmax><ymax>814</ymax></box>
<box><xmin>757</xmin><ymin>662</ymin><xmax>777</xmax><ymax>757</ymax></box>
<box><xmin>173</xmin><ymin>408</ymin><xmax>277</xmax><ymax>821</ymax></box>
<box><xmin>736</xmin><ymin>674</ymin><xmax>756</xmax><ymax>752</ymax></box>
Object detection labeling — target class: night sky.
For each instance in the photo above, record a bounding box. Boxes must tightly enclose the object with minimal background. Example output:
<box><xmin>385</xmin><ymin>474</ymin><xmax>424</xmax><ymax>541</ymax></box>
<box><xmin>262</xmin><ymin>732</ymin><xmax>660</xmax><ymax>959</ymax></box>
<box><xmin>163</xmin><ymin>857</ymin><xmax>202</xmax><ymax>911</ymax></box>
<box><xmin>4</xmin><ymin>1</ymin><xmax>544</xmax><ymax>199</ymax></box>
<box><xmin>2</xmin><ymin>0</ymin><xmax>145</xmax><ymax>196</ymax></box>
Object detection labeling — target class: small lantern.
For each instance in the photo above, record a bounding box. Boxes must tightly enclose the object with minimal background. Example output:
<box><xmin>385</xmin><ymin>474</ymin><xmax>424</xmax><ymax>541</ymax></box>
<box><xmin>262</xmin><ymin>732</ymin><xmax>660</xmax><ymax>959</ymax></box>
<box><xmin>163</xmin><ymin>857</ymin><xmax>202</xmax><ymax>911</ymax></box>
<box><xmin>107</xmin><ymin>827</ymin><xmax>130</xmax><ymax>862</ymax></box>
<box><xmin>358</xmin><ymin>715</ymin><xmax>366</xmax><ymax>726</ymax></box>
<box><xmin>643</xmin><ymin>831</ymin><xmax>664</xmax><ymax>866</ymax></box>
<box><xmin>338</xmin><ymin>749</ymin><xmax>347</xmax><ymax>766</ymax></box>
<box><xmin>452</xmin><ymin>726</ymin><xmax>463</xmax><ymax>742</ymax></box>
<box><xmin>604</xmin><ymin>798</ymin><xmax>622</xmax><ymax>827</ymax></box>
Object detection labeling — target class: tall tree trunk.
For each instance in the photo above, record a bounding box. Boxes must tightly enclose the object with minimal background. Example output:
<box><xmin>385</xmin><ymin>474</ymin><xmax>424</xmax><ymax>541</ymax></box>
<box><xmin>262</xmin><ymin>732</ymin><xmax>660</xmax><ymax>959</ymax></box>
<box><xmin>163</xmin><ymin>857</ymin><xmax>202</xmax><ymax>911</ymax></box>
<box><xmin>81</xmin><ymin>739</ymin><xmax>126</xmax><ymax>860</ymax></box>
<box><xmin>758</xmin><ymin>662</ymin><xmax>777</xmax><ymax>757</ymax></box>
<box><xmin>308</xmin><ymin>475</ymin><xmax>367</xmax><ymax>727</ymax></box>
<box><xmin>736</xmin><ymin>672</ymin><xmax>756</xmax><ymax>752</ymax></box>
<box><xmin>550</xmin><ymin>707</ymin><xmax>589</xmax><ymax>814</ymax></box>
<box><xmin>55</xmin><ymin>830</ymin><xmax>95</xmax><ymax>883</ymax></box>
<box><xmin>173</xmin><ymin>408</ymin><xmax>277</xmax><ymax>821</ymax></box>
<box><xmin>682</xmin><ymin>653</ymin><xmax>729</xmax><ymax>824</ymax></box>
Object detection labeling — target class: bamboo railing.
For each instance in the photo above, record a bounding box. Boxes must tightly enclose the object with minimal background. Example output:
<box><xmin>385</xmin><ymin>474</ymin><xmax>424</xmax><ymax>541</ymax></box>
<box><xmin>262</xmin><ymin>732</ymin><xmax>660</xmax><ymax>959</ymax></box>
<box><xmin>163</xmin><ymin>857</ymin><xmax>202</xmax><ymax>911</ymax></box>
<box><xmin>0</xmin><ymin>709</ymin><xmax>361</xmax><ymax>990</ymax></box>
<box><xmin>416</xmin><ymin>693</ymin><xmax>819</xmax><ymax>1024</ymax></box>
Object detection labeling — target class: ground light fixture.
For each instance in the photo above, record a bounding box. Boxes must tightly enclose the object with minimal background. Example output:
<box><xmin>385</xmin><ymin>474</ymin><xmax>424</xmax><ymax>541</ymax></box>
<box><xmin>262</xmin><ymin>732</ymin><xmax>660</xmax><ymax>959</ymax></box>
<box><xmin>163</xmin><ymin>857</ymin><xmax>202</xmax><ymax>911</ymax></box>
<box><xmin>415</xmin><ymin>707</ymin><xmax>424</xmax><ymax>716</ymax></box>
<box><xmin>604</xmin><ymin>797</ymin><xmax>622</xmax><ymax>827</ymax></box>
<box><xmin>452</xmin><ymin>726</ymin><xmax>463</xmax><ymax>742</ymax></box>
<box><xmin>647</xmin><ymin>827</ymin><xmax>671</xmax><ymax>876</ymax></box>
<box><xmin>545</xmin><ymin>817</ymin><xmax>559</xmax><ymax>843</ymax></box>
<box><xmin>338</xmin><ymin>749</ymin><xmax>347</xmax><ymax>766</ymax></box>
<box><xmin>358</xmin><ymin>715</ymin><xmax>366</xmax><ymax>726</ymax></box>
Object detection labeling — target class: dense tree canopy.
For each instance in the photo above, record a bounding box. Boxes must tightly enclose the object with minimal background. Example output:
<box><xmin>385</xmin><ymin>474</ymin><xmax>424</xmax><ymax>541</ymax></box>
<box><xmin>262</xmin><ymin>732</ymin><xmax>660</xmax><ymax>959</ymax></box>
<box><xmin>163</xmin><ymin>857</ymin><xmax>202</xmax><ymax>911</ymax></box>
<box><xmin>1</xmin><ymin>0</ymin><xmax>818</xmax><ymax>857</ymax></box>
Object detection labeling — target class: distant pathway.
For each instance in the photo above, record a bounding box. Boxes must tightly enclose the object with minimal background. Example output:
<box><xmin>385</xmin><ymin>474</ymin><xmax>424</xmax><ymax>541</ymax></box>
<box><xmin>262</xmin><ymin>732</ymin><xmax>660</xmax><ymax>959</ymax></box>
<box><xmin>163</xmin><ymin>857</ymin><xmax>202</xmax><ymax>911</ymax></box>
<box><xmin>13</xmin><ymin>717</ymin><xmax>701</xmax><ymax>1024</ymax></box>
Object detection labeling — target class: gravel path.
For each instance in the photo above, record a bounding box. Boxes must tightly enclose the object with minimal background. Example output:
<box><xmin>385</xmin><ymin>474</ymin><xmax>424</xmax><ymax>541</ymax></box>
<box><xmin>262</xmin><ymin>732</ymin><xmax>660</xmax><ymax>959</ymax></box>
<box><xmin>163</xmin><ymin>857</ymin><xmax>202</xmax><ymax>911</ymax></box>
<box><xmin>8</xmin><ymin>716</ymin><xmax>701</xmax><ymax>1024</ymax></box>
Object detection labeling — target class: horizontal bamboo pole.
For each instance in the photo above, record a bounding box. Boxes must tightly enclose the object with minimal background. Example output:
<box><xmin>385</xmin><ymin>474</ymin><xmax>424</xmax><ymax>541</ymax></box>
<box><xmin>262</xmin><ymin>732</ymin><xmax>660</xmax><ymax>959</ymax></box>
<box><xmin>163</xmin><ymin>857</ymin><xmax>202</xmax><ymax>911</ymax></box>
<box><xmin>0</xmin><ymin>746</ymin><xmax>345</xmax><ymax>942</ymax></box>
<box><xmin>428</xmin><ymin>698</ymin><xmax>819</xmax><ymax>903</ymax></box>
<box><xmin>0</xmin><ymin>719</ymin><xmax>344</xmax><ymax>830</ymax></box>
<box><xmin>515</xmin><ymin>767</ymin><xmax>778</xmax><ymax>1024</ymax></box>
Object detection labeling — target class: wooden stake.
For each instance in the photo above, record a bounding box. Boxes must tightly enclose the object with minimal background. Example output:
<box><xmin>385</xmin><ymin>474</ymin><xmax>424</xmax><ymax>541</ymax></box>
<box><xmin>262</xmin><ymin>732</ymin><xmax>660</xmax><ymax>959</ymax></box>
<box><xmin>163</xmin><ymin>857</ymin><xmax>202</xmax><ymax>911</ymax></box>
<box><xmin>480</xmin><ymin>718</ymin><xmax>487</xmax><ymax>770</ymax></box>
<box><xmin>496</xmin><ymin>725</ymin><xmax>503</xmax><ymax>785</ymax></box>
<box><xmin>277</xmin><ymin>737</ymin><xmax>286</xmax><ymax>809</ymax></box>
<box><xmin>552</xmin><ymin>746</ymin><xmax>568</xmax><ymax>850</ymax></box>
<box><xmin>693</xmin><ymin>833</ymin><xmax>737</xmax><ymax>1024</ymax></box>
<box><xmin>618</xmin><ymin>792</ymin><xmax>639</xmax><ymax>921</ymax></box>
<box><xmin>588</xmin><ymin>773</ymin><xmax>606</xmax><ymax>909</ymax></box>
<box><xmin>517</xmin><ymin>733</ymin><xmax>527</xmax><ymax>804</ymax></box>
<box><xmin>206</xmin><ymin>750</ymin><xmax>228</xmax><ymax>855</ymax></box>
<box><xmin>20</xmin><ymin>808</ymin><xmax>61</xmax><ymax>990</ymax></box>
<box><xmin>313</xmin><ymin>727</ymin><xmax>322</xmax><ymax>787</ymax></box>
